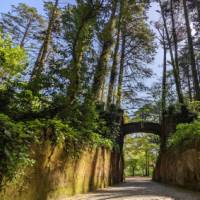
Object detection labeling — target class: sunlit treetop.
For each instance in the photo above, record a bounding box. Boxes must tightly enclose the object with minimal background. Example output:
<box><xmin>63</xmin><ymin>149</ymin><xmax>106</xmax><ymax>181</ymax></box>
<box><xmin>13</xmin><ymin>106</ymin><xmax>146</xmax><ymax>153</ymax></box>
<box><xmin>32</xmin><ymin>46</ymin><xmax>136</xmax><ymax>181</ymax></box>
<box><xmin>0</xmin><ymin>33</ymin><xmax>27</xmax><ymax>83</ymax></box>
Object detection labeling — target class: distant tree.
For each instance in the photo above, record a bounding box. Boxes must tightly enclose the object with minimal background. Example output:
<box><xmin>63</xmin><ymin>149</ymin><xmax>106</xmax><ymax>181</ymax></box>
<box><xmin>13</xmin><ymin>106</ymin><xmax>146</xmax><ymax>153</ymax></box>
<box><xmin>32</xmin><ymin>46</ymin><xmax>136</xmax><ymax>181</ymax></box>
<box><xmin>124</xmin><ymin>134</ymin><xmax>159</xmax><ymax>177</ymax></box>
<box><xmin>0</xmin><ymin>3</ymin><xmax>45</xmax><ymax>49</ymax></box>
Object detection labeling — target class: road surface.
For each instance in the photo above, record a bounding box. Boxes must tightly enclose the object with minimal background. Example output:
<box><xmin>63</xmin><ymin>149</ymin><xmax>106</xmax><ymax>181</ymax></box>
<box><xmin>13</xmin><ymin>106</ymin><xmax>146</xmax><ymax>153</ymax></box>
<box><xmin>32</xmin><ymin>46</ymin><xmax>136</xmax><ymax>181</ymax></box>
<box><xmin>62</xmin><ymin>177</ymin><xmax>200</xmax><ymax>200</ymax></box>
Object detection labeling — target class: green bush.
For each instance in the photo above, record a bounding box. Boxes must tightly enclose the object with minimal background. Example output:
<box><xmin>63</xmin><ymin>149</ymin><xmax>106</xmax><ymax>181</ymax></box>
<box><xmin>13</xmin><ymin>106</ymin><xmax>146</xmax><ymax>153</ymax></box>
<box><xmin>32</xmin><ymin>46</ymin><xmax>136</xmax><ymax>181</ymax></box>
<box><xmin>0</xmin><ymin>33</ymin><xmax>27</xmax><ymax>83</ymax></box>
<box><xmin>188</xmin><ymin>101</ymin><xmax>200</xmax><ymax>113</ymax></box>
<box><xmin>168</xmin><ymin>118</ymin><xmax>200</xmax><ymax>148</ymax></box>
<box><xmin>0</xmin><ymin>114</ymin><xmax>35</xmax><ymax>184</ymax></box>
<box><xmin>0</xmin><ymin>113</ymin><xmax>114</xmax><ymax>186</ymax></box>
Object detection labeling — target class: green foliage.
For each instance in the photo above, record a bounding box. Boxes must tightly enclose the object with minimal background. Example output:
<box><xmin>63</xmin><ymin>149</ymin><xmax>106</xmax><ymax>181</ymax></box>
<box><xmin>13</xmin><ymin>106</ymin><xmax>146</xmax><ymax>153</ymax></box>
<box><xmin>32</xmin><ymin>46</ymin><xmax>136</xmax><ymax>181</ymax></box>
<box><xmin>0</xmin><ymin>3</ymin><xmax>45</xmax><ymax>51</ymax></box>
<box><xmin>124</xmin><ymin>134</ymin><xmax>159</xmax><ymax>177</ymax></box>
<box><xmin>10</xmin><ymin>88</ymin><xmax>49</xmax><ymax>114</ymax></box>
<box><xmin>131</xmin><ymin>103</ymin><xmax>160</xmax><ymax>123</ymax></box>
<box><xmin>89</xmin><ymin>133</ymin><xmax>113</xmax><ymax>149</ymax></box>
<box><xmin>63</xmin><ymin>2</ymin><xmax>97</xmax><ymax>52</ymax></box>
<box><xmin>168</xmin><ymin>118</ymin><xmax>200</xmax><ymax>148</ymax></box>
<box><xmin>0</xmin><ymin>0</ymin><xmax>156</xmax><ymax>189</ymax></box>
<box><xmin>0</xmin><ymin>81</ymin><xmax>52</xmax><ymax>117</ymax></box>
<box><xmin>0</xmin><ymin>114</ymin><xmax>35</xmax><ymax>184</ymax></box>
<box><xmin>0</xmin><ymin>34</ymin><xmax>26</xmax><ymax>83</ymax></box>
<box><xmin>188</xmin><ymin>101</ymin><xmax>200</xmax><ymax>113</ymax></box>
<box><xmin>0</xmin><ymin>111</ymin><xmax>114</xmax><ymax>186</ymax></box>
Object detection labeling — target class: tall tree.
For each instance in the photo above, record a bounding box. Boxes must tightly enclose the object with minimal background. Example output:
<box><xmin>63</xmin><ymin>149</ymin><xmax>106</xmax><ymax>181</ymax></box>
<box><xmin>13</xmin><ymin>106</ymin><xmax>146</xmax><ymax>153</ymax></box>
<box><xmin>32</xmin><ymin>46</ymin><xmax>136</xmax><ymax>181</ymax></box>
<box><xmin>116</xmin><ymin>1</ymin><xmax>155</xmax><ymax>109</ymax></box>
<box><xmin>179</xmin><ymin>50</ymin><xmax>193</xmax><ymax>101</ymax></box>
<box><xmin>64</xmin><ymin>1</ymin><xmax>101</xmax><ymax>105</ymax></box>
<box><xmin>183</xmin><ymin>0</ymin><xmax>200</xmax><ymax>100</ymax></box>
<box><xmin>155</xmin><ymin>21</ymin><xmax>167</xmax><ymax>116</ymax></box>
<box><xmin>170</xmin><ymin>0</ymin><xmax>180</xmax><ymax>88</ymax></box>
<box><xmin>159</xmin><ymin>0</ymin><xmax>184</xmax><ymax>104</ymax></box>
<box><xmin>162</xmin><ymin>33</ymin><xmax>167</xmax><ymax>116</ymax></box>
<box><xmin>92</xmin><ymin>0</ymin><xmax>118</xmax><ymax>101</ymax></box>
<box><xmin>30</xmin><ymin>0</ymin><xmax>59</xmax><ymax>81</ymax></box>
<box><xmin>107</xmin><ymin>0</ymin><xmax>123</xmax><ymax>108</ymax></box>
<box><xmin>116</xmin><ymin>32</ymin><xmax>126</xmax><ymax>108</ymax></box>
<box><xmin>0</xmin><ymin>3</ymin><xmax>44</xmax><ymax>49</ymax></box>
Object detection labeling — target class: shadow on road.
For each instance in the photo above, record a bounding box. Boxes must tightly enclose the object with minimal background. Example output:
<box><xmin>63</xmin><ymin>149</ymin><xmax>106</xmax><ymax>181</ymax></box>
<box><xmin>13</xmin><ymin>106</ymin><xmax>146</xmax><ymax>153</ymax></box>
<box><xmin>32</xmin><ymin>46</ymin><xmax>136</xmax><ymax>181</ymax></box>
<box><xmin>64</xmin><ymin>177</ymin><xmax>200</xmax><ymax>200</ymax></box>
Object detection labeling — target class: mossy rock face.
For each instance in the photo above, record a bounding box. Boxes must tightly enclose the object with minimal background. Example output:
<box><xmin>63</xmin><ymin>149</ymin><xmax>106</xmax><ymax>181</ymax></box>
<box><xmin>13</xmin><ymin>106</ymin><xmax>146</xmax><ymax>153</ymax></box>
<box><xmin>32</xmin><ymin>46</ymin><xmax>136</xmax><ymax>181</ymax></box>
<box><xmin>154</xmin><ymin>146</ymin><xmax>200</xmax><ymax>191</ymax></box>
<box><xmin>0</xmin><ymin>142</ymin><xmax>123</xmax><ymax>200</ymax></box>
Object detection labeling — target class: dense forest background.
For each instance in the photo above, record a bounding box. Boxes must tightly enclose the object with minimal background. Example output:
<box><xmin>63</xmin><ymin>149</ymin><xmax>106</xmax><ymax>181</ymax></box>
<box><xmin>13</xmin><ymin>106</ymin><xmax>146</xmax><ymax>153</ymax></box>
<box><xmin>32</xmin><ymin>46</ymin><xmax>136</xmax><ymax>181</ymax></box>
<box><xmin>1</xmin><ymin>0</ymin><xmax>200</xmax><ymax>185</ymax></box>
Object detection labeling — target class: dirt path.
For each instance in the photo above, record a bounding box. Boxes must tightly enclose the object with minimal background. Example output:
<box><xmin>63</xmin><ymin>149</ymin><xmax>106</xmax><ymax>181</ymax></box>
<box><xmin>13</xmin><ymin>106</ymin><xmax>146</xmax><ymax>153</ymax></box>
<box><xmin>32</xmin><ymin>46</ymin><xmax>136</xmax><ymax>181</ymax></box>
<box><xmin>62</xmin><ymin>177</ymin><xmax>200</xmax><ymax>200</ymax></box>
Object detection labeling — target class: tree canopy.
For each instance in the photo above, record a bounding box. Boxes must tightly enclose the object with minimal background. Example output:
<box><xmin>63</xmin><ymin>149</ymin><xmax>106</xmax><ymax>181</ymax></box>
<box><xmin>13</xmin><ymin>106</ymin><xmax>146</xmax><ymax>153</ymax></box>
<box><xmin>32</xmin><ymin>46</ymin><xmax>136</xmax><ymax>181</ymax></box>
<box><xmin>1</xmin><ymin>0</ymin><xmax>200</xmax><ymax>186</ymax></box>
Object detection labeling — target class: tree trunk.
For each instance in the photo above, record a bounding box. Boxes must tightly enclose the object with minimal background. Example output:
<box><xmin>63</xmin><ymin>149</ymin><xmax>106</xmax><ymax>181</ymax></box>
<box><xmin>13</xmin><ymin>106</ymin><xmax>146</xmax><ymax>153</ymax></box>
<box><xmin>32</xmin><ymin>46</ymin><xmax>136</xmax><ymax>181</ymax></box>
<box><xmin>100</xmin><ymin>80</ymin><xmax>106</xmax><ymax>102</ymax></box>
<box><xmin>31</xmin><ymin>0</ymin><xmax>59</xmax><ymax>81</ymax></box>
<box><xmin>20</xmin><ymin>17</ymin><xmax>32</xmax><ymax>48</ymax></box>
<box><xmin>145</xmin><ymin>150</ymin><xmax>148</xmax><ymax>176</ymax></box>
<box><xmin>116</xmin><ymin>32</ymin><xmax>126</xmax><ymax>107</ymax></box>
<box><xmin>183</xmin><ymin>0</ymin><xmax>200</xmax><ymax>100</ymax></box>
<box><xmin>161</xmin><ymin>36</ymin><xmax>167</xmax><ymax>117</ymax></box>
<box><xmin>107</xmin><ymin>0</ymin><xmax>123</xmax><ymax>108</ymax></box>
<box><xmin>186</xmin><ymin>63</ymin><xmax>193</xmax><ymax>101</ymax></box>
<box><xmin>159</xmin><ymin>0</ymin><xmax>184</xmax><ymax>104</ymax></box>
<box><xmin>92</xmin><ymin>0</ymin><xmax>118</xmax><ymax>101</ymax></box>
<box><xmin>194</xmin><ymin>0</ymin><xmax>200</xmax><ymax>81</ymax></box>
<box><xmin>132</xmin><ymin>166</ymin><xmax>135</xmax><ymax>177</ymax></box>
<box><xmin>170</xmin><ymin>0</ymin><xmax>181</xmax><ymax>86</ymax></box>
<box><xmin>147</xmin><ymin>153</ymin><xmax>150</xmax><ymax>177</ymax></box>
<box><xmin>66</xmin><ymin>5</ymin><xmax>98</xmax><ymax>105</ymax></box>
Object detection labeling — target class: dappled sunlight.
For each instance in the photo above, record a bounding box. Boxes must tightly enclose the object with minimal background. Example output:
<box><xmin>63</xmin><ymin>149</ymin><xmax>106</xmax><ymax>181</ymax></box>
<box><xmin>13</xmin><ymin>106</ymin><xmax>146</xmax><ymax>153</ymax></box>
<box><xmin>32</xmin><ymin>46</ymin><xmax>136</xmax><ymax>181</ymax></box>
<box><xmin>1</xmin><ymin>0</ymin><xmax>200</xmax><ymax>199</ymax></box>
<box><xmin>63</xmin><ymin>177</ymin><xmax>200</xmax><ymax>200</ymax></box>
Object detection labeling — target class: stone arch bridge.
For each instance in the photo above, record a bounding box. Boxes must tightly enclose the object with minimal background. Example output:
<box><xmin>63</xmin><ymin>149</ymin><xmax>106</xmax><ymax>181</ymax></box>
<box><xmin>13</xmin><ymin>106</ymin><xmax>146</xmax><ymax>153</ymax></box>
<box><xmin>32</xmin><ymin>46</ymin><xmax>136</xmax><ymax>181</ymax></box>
<box><xmin>121</xmin><ymin>121</ymin><xmax>161</xmax><ymax>136</ymax></box>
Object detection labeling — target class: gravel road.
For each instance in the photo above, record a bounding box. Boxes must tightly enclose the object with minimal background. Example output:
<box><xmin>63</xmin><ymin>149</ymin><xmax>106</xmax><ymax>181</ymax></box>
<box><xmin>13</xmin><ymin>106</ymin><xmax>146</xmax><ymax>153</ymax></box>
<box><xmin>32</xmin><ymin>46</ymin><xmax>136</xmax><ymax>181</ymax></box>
<box><xmin>62</xmin><ymin>177</ymin><xmax>200</xmax><ymax>200</ymax></box>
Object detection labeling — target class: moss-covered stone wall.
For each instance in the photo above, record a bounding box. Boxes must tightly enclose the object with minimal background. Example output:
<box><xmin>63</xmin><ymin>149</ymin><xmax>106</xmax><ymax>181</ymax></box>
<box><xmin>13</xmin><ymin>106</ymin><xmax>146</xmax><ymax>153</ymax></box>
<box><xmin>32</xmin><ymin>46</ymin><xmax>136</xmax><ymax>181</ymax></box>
<box><xmin>153</xmin><ymin>144</ymin><xmax>200</xmax><ymax>190</ymax></box>
<box><xmin>0</xmin><ymin>141</ymin><xmax>123</xmax><ymax>200</ymax></box>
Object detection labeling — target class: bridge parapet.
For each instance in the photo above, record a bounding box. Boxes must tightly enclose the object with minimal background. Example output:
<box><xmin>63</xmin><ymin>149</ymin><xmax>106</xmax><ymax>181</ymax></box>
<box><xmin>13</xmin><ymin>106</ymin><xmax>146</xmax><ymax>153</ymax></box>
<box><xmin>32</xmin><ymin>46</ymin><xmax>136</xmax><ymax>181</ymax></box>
<box><xmin>121</xmin><ymin>121</ymin><xmax>161</xmax><ymax>136</ymax></box>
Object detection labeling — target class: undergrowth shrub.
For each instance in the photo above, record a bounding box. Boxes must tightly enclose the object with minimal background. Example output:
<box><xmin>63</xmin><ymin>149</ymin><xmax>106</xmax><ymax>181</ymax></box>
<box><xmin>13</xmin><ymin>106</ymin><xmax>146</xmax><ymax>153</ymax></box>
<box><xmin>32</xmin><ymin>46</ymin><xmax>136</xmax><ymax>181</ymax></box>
<box><xmin>168</xmin><ymin>117</ymin><xmax>200</xmax><ymax>148</ymax></box>
<box><xmin>0</xmin><ymin>112</ymin><xmax>114</xmax><ymax>187</ymax></box>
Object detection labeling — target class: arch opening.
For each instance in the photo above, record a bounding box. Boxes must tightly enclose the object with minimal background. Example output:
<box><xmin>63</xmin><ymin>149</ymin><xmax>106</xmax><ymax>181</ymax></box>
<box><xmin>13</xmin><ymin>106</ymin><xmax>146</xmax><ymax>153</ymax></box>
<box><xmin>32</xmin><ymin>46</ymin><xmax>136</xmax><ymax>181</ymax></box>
<box><xmin>123</xmin><ymin>132</ymin><xmax>160</xmax><ymax>178</ymax></box>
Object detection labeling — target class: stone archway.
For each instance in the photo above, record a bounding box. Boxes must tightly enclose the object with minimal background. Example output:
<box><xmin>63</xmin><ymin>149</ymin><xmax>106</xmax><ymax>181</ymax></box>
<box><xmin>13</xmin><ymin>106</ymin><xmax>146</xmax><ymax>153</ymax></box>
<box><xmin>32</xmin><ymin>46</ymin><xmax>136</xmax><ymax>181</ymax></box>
<box><xmin>121</xmin><ymin>121</ymin><xmax>161</xmax><ymax>136</ymax></box>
